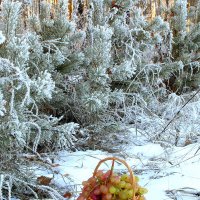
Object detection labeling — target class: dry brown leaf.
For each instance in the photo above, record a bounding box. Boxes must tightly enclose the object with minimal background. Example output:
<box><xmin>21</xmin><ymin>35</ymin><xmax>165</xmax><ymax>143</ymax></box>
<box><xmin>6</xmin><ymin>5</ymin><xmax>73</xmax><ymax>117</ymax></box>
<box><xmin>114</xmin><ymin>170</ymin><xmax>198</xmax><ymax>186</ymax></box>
<box><xmin>63</xmin><ymin>192</ymin><xmax>72</xmax><ymax>198</ymax></box>
<box><xmin>184</xmin><ymin>139</ymin><xmax>192</xmax><ymax>146</ymax></box>
<box><xmin>37</xmin><ymin>176</ymin><xmax>53</xmax><ymax>185</ymax></box>
<box><xmin>51</xmin><ymin>163</ymin><xmax>60</xmax><ymax>167</ymax></box>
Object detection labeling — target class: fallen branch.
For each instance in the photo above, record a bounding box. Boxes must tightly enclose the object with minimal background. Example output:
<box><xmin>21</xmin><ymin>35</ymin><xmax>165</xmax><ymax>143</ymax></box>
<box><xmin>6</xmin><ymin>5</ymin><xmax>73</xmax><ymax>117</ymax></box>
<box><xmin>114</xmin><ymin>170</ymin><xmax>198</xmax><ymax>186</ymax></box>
<box><xmin>166</xmin><ymin>187</ymin><xmax>200</xmax><ymax>199</ymax></box>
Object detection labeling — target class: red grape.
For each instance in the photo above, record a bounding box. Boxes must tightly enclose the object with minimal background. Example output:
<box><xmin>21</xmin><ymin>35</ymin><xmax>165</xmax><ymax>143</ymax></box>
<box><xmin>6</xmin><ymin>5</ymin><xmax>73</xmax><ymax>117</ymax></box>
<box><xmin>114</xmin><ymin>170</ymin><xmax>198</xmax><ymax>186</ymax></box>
<box><xmin>93</xmin><ymin>188</ymin><xmax>101</xmax><ymax>195</ymax></box>
<box><xmin>105</xmin><ymin>193</ymin><xmax>112</xmax><ymax>200</ymax></box>
<box><xmin>79</xmin><ymin>169</ymin><xmax>147</xmax><ymax>200</ymax></box>
<box><xmin>77</xmin><ymin>195</ymin><xmax>85</xmax><ymax>200</ymax></box>
<box><xmin>100</xmin><ymin>185</ymin><xmax>108</xmax><ymax>194</ymax></box>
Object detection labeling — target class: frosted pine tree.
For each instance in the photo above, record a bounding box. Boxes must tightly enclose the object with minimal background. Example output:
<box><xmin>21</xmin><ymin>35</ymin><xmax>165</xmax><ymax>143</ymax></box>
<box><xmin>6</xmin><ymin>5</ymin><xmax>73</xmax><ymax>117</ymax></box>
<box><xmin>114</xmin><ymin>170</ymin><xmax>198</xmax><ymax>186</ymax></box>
<box><xmin>31</xmin><ymin>0</ymin><xmax>174</xmax><ymax>141</ymax></box>
<box><xmin>32</xmin><ymin>0</ymin><xmax>130</xmax><ymax>131</ymax></box>
<box><xmin>161</xmin><ymin>0</ymin><xmax>200</xmax><ymax>94</ymax></box>
<box><xmin>128</xmin><ymin>0</ymin><xmax>200</xmax><ymax>145</ymax></box>
<box><xmin>0</xmin><ymin>0</ymin><xmax>79</xmax><ymax>198</ymax></box>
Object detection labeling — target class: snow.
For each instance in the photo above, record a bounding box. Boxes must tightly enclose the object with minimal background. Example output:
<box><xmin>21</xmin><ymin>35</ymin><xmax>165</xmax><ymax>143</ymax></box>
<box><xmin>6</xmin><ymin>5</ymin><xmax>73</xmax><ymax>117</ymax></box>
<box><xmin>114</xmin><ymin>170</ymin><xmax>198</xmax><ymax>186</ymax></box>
<box><xmin>36</xmin><ymin>128</ymin><xmax>200</xmax><ymax>200</ymax></box>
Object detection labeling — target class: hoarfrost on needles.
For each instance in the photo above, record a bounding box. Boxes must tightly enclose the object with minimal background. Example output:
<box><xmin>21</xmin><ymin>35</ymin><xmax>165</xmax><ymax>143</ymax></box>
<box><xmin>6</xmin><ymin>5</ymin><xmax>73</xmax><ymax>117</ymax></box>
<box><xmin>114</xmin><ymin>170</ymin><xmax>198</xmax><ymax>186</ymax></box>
<box><xmin>0</xmin><ymin>91</ymin><xmax>6</xmax><ymax>116</ymax></box>
<box><xmin>0</xmin><ymin>32</ymin><xmax>6</xmax><ymax>44</ymax></box>
<box><xmin>32</xmin><ymin>71</ymin><xmax>55</xmax><ymax>99</ymax></box>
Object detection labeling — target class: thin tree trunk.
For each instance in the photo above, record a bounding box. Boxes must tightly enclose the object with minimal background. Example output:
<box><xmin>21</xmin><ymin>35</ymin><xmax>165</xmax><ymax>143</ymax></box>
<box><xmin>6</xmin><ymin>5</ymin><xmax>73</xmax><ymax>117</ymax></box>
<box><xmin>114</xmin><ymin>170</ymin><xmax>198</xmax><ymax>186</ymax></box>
<box><xmin>166</xmin><ymin>0</ymin><xmax>169</xmax><ymax>8</ymax></box>
<box><xmin>156</xmin><ymin>0</ymin><xmax>161</xmax><ymax>16</ymax></box>
<box><xmin>68</xmin><ymin>0</ymin><xmax>73</xmax><ymax>20</ymax></box>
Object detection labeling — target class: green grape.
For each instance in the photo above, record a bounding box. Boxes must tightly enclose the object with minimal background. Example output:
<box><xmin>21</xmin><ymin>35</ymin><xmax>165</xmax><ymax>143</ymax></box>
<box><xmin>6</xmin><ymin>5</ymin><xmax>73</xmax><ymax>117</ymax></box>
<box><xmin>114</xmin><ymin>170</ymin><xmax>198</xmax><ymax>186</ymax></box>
<box><xmin>125</xmin><ymin>183</ymin><xmax>132</xmax><ymax>189</ymax></box>
<box><xmin>121</xmin><ymin>174</ymin><xmax>129</xmax><ymax>181</ymax></box>
<box><xmin>109</xmin><ymin>186</ymin><xmax>117</xmax><ymax>194</ymax></box>
<box><xmin>138</xmin><ymin>187</ymin><xmax>148</xmax><ymax>195</ymax></box>
<box><xmin>119</xmin><ymin>190</ymin><xmax>128</xmax><ymax>200</ymax></box>
<box><xmin>127</xmin><ymin>189</ymin><xmax>134</xmax><ymax>198</ymax></box>
<box><xmin>118</xmin><ymin>181</ymin><xmax>126</xmax><ymax>188</ymax></box>
<box><xmin>115</xmin><ymin>187</ymin><xmax>120</xmax><ymax>195</ymax></box>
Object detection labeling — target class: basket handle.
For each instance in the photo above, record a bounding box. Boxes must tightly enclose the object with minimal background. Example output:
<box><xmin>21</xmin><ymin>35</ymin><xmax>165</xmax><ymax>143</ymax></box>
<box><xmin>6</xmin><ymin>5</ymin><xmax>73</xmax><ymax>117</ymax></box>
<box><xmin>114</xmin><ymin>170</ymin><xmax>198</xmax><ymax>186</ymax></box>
<box><xmin>93</xmin><ymin>157</ymin><xmax>136</xmax><ymax>200</ymax></box>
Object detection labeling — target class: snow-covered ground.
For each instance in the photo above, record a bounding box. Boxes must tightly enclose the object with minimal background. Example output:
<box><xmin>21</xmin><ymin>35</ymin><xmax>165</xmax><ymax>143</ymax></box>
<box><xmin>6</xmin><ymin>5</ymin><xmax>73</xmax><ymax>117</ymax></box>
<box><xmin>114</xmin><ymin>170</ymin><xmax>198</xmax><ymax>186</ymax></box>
<box><xmin>36</xmin><ymin>128</ymin><xmax>200</xmax><ymax>200</ymax></box>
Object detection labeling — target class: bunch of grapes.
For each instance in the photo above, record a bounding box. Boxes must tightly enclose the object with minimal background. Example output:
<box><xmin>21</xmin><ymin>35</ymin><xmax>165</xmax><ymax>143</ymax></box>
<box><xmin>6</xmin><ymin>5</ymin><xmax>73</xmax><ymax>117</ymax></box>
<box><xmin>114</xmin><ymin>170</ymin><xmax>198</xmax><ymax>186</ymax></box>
<box><xmin>77</xmin><ymin>170</ymin><xmax>147</xmax><ymax>200</ymax></box>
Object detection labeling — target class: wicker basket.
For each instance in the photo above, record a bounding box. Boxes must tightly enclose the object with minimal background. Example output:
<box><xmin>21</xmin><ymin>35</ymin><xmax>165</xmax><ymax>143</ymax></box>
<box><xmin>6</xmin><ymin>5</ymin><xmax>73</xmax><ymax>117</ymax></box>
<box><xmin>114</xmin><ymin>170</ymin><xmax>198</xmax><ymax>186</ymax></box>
<box><xmin>93</xmin><ymin>157</ymin><xmax>137</xmax><ymax>200</ymax></box>
<box><xmin>78</xmin><ymin>157</ymin><xmax>146</xmax><ymax>200</ymax></box>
